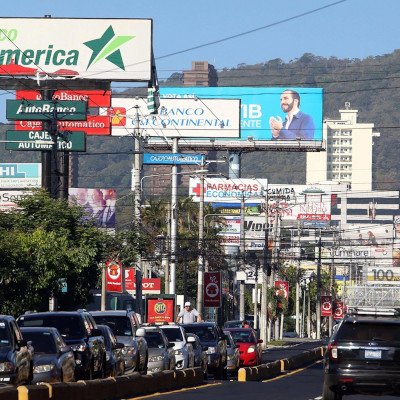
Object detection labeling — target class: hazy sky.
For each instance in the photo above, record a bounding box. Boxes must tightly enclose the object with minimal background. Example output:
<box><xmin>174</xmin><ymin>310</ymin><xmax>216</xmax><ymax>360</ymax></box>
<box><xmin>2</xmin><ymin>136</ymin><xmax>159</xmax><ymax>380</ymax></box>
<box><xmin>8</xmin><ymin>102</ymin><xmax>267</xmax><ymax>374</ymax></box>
<box><xmin>1</xmin><ymin>0</ymin><xmax>399</xmax><ymax>79</ymax></box>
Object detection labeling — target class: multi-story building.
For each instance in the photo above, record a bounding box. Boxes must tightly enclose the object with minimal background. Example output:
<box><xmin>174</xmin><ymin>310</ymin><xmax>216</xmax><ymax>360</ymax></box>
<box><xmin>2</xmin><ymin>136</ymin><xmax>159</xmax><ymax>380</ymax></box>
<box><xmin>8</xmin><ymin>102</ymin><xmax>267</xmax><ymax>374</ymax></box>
<box><xmin>306</xmin><ymin>103</ymin><xmax>380</xmax><ymax>191</ymax></box>
<box><xmin>182</xmin><ymin>61</ymin><xmax>218</xmax><ymax>87</ymax></box>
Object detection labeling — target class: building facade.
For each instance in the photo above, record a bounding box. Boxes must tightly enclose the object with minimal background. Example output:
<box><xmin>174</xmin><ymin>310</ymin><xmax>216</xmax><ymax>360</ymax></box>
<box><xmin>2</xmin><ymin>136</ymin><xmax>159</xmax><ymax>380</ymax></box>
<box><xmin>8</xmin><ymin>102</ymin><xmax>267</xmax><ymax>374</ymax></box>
<box><xmin>306</xmin><ymin>104</ymin><xmax>380</xmax><ymax>192</ymax></box>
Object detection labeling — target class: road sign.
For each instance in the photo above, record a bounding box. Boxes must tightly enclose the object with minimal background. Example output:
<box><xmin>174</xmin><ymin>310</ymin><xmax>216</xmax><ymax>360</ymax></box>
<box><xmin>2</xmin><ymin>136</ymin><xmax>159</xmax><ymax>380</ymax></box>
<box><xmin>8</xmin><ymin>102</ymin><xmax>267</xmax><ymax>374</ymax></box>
<box><xmin>143</xmin><ymin>153</ymin><xmax>204</xmax><ymax>165</ymax></box>
<box><xmin>106</xmin><ymin>259</ymin><xmax>123</xmax><ymax>293</ymax></box>
<box><xmin>204</xmin><ymin>272</ymin><xmax>221</xmax><ymax>307</ymax></box>
<box><xmin>321</xmin><ymin>295</ymin><xmax>333</xmax><ymax>316</ymax></box>
<box><xmin>333</xmin><ymin>300</ymin><xmax>344</xmax><ymax>320</ymax></box>
<box><xmin>6</xmin><ymin>100</ymin><xmax>87</xmax><ymax>121</ymax></box>
<box><xmin>6</xmin><ymin>131</ymin><xmax>86</xmax><ymax>152</ymax></box>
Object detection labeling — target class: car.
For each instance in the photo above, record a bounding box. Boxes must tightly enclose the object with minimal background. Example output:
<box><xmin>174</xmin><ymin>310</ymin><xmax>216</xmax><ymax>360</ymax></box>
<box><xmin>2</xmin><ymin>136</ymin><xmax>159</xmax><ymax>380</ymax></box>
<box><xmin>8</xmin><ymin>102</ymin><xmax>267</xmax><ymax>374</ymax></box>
<box><xmin>323</xmin><ymin>307</ymin><xmax>400</xmax><ymax>400</ymax></box>
<box><xmin>159</xmin><ymin>324</ymin><xmax>195</xmax><ymax>370</ymax></box>
<box><xmin>20</xmin><ymin>327</ymin><xmax>75</xmax><ymax>383</ymax></box>
<box><xmin>143</xmin><ymin>326</ymin><xmax>175</xmax><ymax>373</ymax></box>
<box><xmin>91</xmin><ymin>310</ymin><xmax>148</xmax><ymax>374</ymax></box>
<box><xmin>223</xmin><ymin>330</ymin><xmax>240</xmax><ymax>375</ymax></box>
<box><xmin>283</xmin><ymin>331</ymin><xmax>299</xmax><ymax>338</ymax></box>
<box><xmin>0</xmin><ymin>315</ymin><xmax>33</xmax><ymax>386</ymax></box>
<box><xmin>223</xmin><ymin>320</ymin><xmax>254</xmax><ymax>329</ymax></box>
<box><xmin>182</xmin><ymin>322</ymin><xmax>227</xmax><ymax>379</ymax></box>
<box><xmin>17</xmin><ymin>311</ymin><xmax>106</xmax><ymax>380</ymax></box>
<box><xmin>186</xmin><ymin>333</ymin><xmax>208</xmax><ymax>378</ymax></box>
<box><xmin>96</xmin><ymin>325</ymin><xmax>125</xmax><ymax>377</ymax></box>
<box><xmin>224</xmin><ymin>328</ymin><xmax>262</xmax><ymax>367</ymax></box>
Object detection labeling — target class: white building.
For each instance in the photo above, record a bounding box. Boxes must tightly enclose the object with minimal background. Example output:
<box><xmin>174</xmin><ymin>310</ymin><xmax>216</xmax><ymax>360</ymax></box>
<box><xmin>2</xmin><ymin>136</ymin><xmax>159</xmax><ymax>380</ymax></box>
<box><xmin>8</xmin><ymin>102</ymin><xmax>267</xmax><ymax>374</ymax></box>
<box><xmin>306</xmin><ymin>104</ymin><xmax>380</xmax><ymax>191</ymax></box>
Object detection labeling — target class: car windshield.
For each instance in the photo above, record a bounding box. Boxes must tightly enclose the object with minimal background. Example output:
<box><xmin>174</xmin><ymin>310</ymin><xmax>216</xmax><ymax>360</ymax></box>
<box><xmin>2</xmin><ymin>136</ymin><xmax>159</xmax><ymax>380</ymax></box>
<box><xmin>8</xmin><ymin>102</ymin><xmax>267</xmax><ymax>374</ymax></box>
<box><xmin>183</xmin><ymin>326</ymin><xmax>217</xmax><ymax>342</ymax></box>
<box><xmin>22</xmin><ymin>332</ymin><xmax>57</xmax><ymax>354</ymax></box>
<box><xmin>145</xmin><ymin>331</ymin><xmax>165</xmax><ymax>348</ymax></box>
<box><xmin>224</xmin><ymin>321</ymin><xmax>242</xmax><ymax>328</ymax></box>
<box><xmin>0</xmin><ymin>322</ymin><xmax>10</xmax><ymax>347</ymax></box>
<box><xmin>229</xmin><ymin>331</ymin><xmax>255</xmax><ymax>343</ymax></box>
<box><xmin>160</xmin><ymin>328</ymin><xmax>183</xmax><ymax>342</ymax></box>
<box><xmin>336</xmin><ymin>322</ymin><xmax>400</xmax><ymax>342</ymax></box>
<box><xmin>92</xmin><ymin>316</ymin><xmax>132</xmax><ymax>337</ymax></box>
<box><xmin>18</xmin><ymin>316</ymin><xmax>86</xmax><ymax>340</ymax></box>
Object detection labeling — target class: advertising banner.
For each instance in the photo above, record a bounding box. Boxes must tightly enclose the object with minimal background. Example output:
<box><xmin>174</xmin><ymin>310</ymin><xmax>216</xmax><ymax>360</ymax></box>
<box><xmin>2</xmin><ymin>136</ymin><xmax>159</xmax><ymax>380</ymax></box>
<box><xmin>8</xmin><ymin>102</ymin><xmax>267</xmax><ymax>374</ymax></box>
<box><xmin>333</xmin><ymin>300</ymin><xmax>344</xmax><ymax>320</ymax></box>
<box><xmin>204</xmin><ymin>272</ymin><xmax>222</xmax><ymax>307</ymax></box>
<box><xmin>15</xmin><ymin>90</ymin><xmax>111</xmax><ymax>135</ymax></box>
<box><xmin>143</xmin><ymin>153</ymin><xmax>204</xmax><ymax>165</ymax></box>
<box><xmin>69</xmin><ymin>188</ymin><xmax>116</xmax><ymax>228</ymax></box>
<box><xmin>0</xmin><ymin>18</ymin><xmax>152</xmax><ymax>81</ymax></box>
<box><xmin>0</xmin><ymin>190</ymin><xmax>31</xmax><ymax>210</ymax></box>
<box><xmin>0</xmin><ymin>163</ymin><xmax>41</xmax><ymax>188</ymax></box>
<box><xmin>109</xmin><ymin>97</ymin><xmax>240</xmax><ymax>138</ymax></box>
<box><xmin>146</xmin><ymin>297</ymin><xmax>176</xmax><ymax>324</ymax></box>
<box><xmin>125</xmin><ymin>268</ymin><xmax>161</xmax><ymax>294</ymax></box>
<box><xmin>274</xmin><ymin>281</ymin><xmax>289</xmax><ymax>300</ymax></box>
<box><xmin>106</xmin><ymin>259</ymin><xmax>123</xmax><ymax>293</ymax></box>
<box><xmin>321</xmin><ymin>295</ymin><xmax>333</xmax><ymax>316</ymax></box>
<box><xmin>160</xmin><ymin>87</ymin><xmax>323</xmax><ymax>143</ymax></box>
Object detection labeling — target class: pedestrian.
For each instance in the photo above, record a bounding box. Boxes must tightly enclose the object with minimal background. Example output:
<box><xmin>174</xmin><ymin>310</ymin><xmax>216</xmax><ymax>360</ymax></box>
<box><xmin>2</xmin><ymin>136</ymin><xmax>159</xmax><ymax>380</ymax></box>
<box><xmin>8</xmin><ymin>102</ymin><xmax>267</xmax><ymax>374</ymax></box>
<box><xmin>176</xmin><ymin>301</ymin><xmax>202</xmax><ymax>324</ymax></box>
<box><xmin>242</xmin><ymin>320</ymin><xmax>250</xmax><ymax>328</ymax></box>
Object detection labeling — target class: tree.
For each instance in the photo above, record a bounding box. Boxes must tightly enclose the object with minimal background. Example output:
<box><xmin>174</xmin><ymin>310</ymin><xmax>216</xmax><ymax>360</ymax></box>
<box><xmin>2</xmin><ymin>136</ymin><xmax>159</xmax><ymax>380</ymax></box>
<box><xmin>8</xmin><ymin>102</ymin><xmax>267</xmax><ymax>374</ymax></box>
<box><xmin>0</xmin><ymin>190</ymin><xmax>114</xmax><ymax>315</ymax></box>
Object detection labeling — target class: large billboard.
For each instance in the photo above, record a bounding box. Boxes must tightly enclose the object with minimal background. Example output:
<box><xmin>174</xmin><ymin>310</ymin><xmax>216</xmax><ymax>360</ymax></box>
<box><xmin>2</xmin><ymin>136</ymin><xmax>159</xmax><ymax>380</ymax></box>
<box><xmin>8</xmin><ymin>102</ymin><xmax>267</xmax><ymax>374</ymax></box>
<box><xmin>0</xmin><ymin>18</ymin><xmax>152</xmax><ymax>81</ymax></box>
<box><xmin>109</xmin><ymin>97</ymin><xmax>240</xmax><ymax>138</ymax></box>
<box><xmin>69</xmin><ymin>188</ymin><xmax>116</xmax><ymax>228</ymax></box>
<box><xmin>158</xmin><ymin>87</ymin><xmax>323</xmax><ymax>147</ymax></box>
<box><xmin>0</xmin><ymin>163</ymin><xmax>41</xmax><ymax>188</ymax></box>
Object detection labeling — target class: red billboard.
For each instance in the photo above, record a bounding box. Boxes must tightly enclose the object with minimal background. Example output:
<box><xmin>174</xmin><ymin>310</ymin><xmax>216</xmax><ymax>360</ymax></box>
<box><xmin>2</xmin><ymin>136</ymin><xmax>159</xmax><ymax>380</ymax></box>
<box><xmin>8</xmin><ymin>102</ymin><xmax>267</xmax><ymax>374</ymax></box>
<box><xmin>204</xmin><ymin>272</ymin><xmax>222</xmax><ymax>308</ymax></box>
<box><xmin>274</xmin><ymin>281</ymin><xmax>289</xmax><ymax>300</ymax></box>
<box><xmin>333</xmin><ymin>300</ymin><xmax>344</xmax><ymax>320</ymax></box>
<box><xmin>321</xmin><ymin>295</ymin><xmax>333</xmax><ymax>317</ymax></box>
<box><xmin>146</xmin><ymin>298</ymin><xmax>175</xmax><ymax>324</ymax></box>
<box><xmin>125</xmin><ymin>268</ymin><xmax>161</xmax><ymax>294</ymax></box>
<box><xmin>105</xmin><ymin>259</ymin><xmax>122</xmax><ymax>293</ymax></box>
<box><xmin>15</xmin><ymin>90</ymin><xmax>111</xmax><ymax>135</ymax></box>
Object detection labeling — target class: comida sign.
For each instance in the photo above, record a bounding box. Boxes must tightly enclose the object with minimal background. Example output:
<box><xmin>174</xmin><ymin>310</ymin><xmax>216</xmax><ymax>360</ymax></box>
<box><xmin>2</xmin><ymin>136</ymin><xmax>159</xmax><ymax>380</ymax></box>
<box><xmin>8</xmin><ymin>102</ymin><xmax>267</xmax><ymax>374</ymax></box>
<box><xmin>0</xmin><ymin>18</ymin><xmax>153</xmax><ymax>81</ymax></box>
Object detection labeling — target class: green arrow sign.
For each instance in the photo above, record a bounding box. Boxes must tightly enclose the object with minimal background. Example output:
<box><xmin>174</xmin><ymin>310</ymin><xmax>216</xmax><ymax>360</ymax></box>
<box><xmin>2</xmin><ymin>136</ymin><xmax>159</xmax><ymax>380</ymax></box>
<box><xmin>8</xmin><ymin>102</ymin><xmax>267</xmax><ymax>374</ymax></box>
<box><xmin>6</xmin><ymin>100</ymin><xmax>87</xmax><ymax>121</ymax></box>
<box><xmin>5</xmin><ymin>131</ymin><xmax>86</xmax><ymax>152</ymax></box>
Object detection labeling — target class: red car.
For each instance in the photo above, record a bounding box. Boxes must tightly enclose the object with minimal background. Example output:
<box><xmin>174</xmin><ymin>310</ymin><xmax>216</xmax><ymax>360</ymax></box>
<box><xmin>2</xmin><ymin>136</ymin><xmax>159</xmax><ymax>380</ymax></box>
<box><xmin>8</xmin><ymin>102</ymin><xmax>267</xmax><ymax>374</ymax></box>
<box><xmin>224</xmin><ymin>328</ymin><xmax>263</xmax><ymax>367</ymax></box>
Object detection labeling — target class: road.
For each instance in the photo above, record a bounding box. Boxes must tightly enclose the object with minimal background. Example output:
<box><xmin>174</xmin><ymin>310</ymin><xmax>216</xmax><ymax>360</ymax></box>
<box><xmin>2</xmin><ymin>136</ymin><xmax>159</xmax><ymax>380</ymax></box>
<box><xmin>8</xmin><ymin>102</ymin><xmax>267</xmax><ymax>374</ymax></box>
<box><xmin>131</xmin><ymin>361</ymin><xmax>395</xmax><ymax>400</ymax></box>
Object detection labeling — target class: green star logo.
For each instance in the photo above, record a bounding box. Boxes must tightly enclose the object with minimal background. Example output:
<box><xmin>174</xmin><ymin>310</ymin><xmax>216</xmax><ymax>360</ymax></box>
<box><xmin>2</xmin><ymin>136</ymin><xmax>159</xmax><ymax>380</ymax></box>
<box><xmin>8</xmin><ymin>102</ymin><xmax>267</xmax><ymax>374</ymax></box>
<box><xmin>83</xmin><ymin>25</ymin><xmax>135</xmax><ymax>71</ymax></box>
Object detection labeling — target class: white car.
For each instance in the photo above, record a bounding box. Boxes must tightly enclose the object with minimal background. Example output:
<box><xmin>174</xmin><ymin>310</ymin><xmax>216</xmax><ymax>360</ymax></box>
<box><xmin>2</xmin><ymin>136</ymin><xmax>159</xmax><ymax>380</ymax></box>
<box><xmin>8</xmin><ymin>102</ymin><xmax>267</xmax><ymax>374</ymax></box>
<box><xmin>160</xmin><ymin>324</ymin><xmax>195</xmax><ymax>370</ymax></box>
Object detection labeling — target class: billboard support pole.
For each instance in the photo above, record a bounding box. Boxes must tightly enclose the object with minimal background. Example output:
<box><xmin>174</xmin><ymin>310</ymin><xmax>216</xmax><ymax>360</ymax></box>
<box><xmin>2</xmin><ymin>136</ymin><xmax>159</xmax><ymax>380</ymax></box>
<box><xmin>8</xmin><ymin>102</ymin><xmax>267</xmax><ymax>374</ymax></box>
<box><xmin>197</xmin><ymin>159</ymin><xmax>205</xmax><ymax>317</ymax></box>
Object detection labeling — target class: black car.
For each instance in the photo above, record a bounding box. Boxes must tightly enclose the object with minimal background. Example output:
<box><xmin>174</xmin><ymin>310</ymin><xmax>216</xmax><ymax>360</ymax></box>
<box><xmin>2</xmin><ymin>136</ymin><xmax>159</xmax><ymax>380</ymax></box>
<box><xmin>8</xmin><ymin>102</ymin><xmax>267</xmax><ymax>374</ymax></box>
<box><xmin>183</xmin><ymin>322</ymin><xmax>227</xmax><ymax>379</ymax></box>
<box><xmin>323</xmin><ymin>307</ymin><xmax>400</xmax><ymax>400</ymax></box>
<box><xmin>20</xmin><ymin>327</ymin><xmax>76</xmax><ymax>383</ymax></box>
<box><xmin>97</xmin><ymin>325</ymin><xmax>125</xmax><ymax>377</ymax></box>
<box><xmin>18</xmin><ymin>311</ymin><xmax>106</xmax><ymax>380</ymax></box>
<box><xmin>0</xmin><ymin>315</ymin><xmax>32</xmax><ymax>386</ymax></box>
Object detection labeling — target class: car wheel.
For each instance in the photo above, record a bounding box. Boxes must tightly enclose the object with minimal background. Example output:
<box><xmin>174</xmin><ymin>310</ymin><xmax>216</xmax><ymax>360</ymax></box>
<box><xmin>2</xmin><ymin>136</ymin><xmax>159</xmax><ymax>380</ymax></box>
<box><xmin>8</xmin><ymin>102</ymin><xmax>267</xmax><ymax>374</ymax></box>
<box><xmin>322</xmin><ymin>381</ymin><xmax>342</xmax><ymax>400</ymax></box>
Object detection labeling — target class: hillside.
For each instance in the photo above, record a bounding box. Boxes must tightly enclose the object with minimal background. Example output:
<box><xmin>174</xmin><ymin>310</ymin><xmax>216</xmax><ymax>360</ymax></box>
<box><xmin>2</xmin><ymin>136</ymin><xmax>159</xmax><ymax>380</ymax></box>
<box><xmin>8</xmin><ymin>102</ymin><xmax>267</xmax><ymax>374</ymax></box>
<box><xmin>1</xmin><ymin>50</ymin><xmax>400</xmax><ymax>192</ymax></box>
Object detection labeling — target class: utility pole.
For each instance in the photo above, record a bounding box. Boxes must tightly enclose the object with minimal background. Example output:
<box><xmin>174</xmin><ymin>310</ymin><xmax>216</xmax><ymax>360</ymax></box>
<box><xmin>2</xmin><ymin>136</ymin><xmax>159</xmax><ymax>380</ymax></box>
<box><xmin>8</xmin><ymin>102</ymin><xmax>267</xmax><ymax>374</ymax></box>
<box><xmin>197</xmin><ymin>161</ymin><xmax>205</xmax><ymax>317</ymax></box>
<box><xmin>169</xmin><ymin>138</ymin><xmax>179</xmax><ymax>294</ymax></box>
<box><xmin>316</xmin><ymin>231</ymin><xmax>322</xmax><ymax>339</ymax></box>
<box><xmin>239</xmin><ymin>194</ymin><xmax>246</xmax><ymax>321</ymax></box>
<box><xmin>295</xmin><ymin>220</ymin><xmax>301</xmax><ymax>335</ymax></box>
<box><xmin>260</xmin><ymin>185</ymin><xmax>269</xmax><ymax>346</ymax></box>
<box><xmin>329</xmin><ymin>230</ymin><xmax>336</xmax><ymax>335</ymax></box>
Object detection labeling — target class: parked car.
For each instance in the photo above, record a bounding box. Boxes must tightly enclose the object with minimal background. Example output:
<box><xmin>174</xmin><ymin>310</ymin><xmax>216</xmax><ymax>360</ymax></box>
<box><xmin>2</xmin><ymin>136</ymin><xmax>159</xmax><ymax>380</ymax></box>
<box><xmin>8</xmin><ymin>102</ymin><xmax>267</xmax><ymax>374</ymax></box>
<box><xmin>183</xmin><ymin>322</ymin><xmax>227</xmax><ymax>379</ymax></box>
<box><xmin>323</xmin><ymin>307</ymin><xmax>400</xmax><ymax>400</ymax></box>
<box><xmin>0</xmin><ymin>315</ymin><xmax>33</xmax><ymax>386</ymax></box>
<box><xmin>224</xmin><ymin>328</ymin><xmax>262</xmax><ymax>367</ymax></box>
<box><xmin>91</xmin><ymin>310</ymin><xmax>148</xmax><ymax>374</ymax></box>
<box><xmin>17</xmin><ymin>311</ymin><xmax>106</xmax><ymax>380</ymax></box>
<box><xmin>20</xmin><ymin>327</ymin><xmax>75</xmax><ymax>383</ymax></box>
<box><xmin>223</xmin><ymin>320</ymin><xmax>243</xmax><ymax>329</ymax></box>
<box><xmin>159</xmin><ymin>324</ymin><xmax>195</xmax><ymax>370</ymax></box>
<box><xmin>186</xmin><ymin>333</ymin><xmax>208</xmax><ymax>378</ymax></box>
<box><xmin>96</xmin><ymin>325</ymin><xmax>125</xmax><ymax>377</ymax></box>
<box><xmin>223</xmin><ymin>330</ymin><xmax>240</xmax><ymax>375</ymax></box>
<box><xmin>143</xmin><ymin>326</ymin><xmax>175</xmax><ymax>373</ymax></box>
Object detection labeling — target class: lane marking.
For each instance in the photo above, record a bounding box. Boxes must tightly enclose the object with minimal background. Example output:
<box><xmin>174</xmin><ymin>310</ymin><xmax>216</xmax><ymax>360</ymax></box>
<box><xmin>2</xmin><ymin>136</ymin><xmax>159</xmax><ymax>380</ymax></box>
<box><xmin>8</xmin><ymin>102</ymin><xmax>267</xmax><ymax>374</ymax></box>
<box><xmin>128</xmin><ymin>382</ymin><xmax>221</xmax><ymax>399</ymax></box>
<box><xmin>262</xmin><ymin>359</ymin><xmax>322</xmax><ymax>382</ymax></box>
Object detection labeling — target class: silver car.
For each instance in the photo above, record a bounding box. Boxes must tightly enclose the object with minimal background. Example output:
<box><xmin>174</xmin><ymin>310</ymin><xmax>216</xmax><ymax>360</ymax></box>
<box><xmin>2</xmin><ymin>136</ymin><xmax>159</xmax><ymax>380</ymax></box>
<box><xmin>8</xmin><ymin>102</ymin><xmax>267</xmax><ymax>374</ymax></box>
<box><xmin>186</xmin><ymin>333</ymin><xmax>208</xmax><ymax>378</ymax></box>
<box><xmin>160</xmin><ymin>324</ymin><xmax>194</xmax><ymax>370</ymax></box>
<box><xmin>223</xmin><ymin>330</ymin><xmax>239</xmax><ymax>375</ymax></box>
<box><xmin>143</xmin><ymin>327</ymin><xmax>175</xmax><ymax>373</ymax></box>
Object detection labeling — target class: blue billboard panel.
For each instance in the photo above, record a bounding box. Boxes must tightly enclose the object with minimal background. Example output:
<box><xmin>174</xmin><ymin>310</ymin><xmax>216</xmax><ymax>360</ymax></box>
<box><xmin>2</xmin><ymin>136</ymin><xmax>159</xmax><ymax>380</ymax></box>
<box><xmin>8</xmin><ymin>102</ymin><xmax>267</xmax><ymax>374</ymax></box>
<box><xmin>143</xmin><ymin>153</ymin><xmax>204</xmax><ymax>165</ymax></box>
<box><xmin>160</xmin><ymin>87</ymin><xmax>323</xmax><ymax>142</ymax></box>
